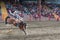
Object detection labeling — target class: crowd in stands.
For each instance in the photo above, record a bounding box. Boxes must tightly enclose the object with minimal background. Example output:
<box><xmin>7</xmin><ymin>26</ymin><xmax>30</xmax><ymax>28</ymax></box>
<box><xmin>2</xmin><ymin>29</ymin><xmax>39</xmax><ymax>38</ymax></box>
<box><xmin>41</xmin><ymin>5</ymin><xmax>60</xmax><ymax>17</ymax></box>
<box><xmin>5</xmin><ymin>2</ymin><xmax>60</xmax><ymax>21</ymax></box>
<box><xmin>5</xmin><ymin>2</ymin><xmax>38</xmax><ymax>21</ymax></box>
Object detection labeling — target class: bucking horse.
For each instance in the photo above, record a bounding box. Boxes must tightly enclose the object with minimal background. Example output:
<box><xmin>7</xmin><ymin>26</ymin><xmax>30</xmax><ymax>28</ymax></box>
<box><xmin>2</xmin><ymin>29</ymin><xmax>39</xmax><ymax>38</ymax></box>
<box><xmin>5</xmin><ymin>16</ymin><xmax>27</xmax><ymax>35</ymax></box>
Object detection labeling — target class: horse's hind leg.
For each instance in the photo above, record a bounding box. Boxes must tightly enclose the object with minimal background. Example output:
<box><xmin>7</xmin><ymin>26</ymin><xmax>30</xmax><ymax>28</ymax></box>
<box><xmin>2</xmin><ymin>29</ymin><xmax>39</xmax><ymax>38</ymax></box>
<box><xmin>19</xmin><ymin>26</ymin><xmax>27</xmax><ymax>35</ymax></box>
<box><xmin>22</xmin><ymin>29</ymin><xmax>26</xmax><ymax>35</ymax></box>
<box><xmin>23</xmin><ymin>23</ymin><xmax>27</xmax><ymax>35</ymax></box>
<box><xmin>23</xmin><ymin>23</ymin><xmax>27</xmax><ymax>29</ymax></box>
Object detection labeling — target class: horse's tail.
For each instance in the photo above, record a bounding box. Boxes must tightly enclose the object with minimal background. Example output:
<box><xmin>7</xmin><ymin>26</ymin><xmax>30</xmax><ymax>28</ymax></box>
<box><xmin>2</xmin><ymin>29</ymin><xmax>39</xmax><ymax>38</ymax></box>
<box><xmin>5</xmin><ymin>16</ymin><xmax>10</xmax><ymax>24</ymax></box>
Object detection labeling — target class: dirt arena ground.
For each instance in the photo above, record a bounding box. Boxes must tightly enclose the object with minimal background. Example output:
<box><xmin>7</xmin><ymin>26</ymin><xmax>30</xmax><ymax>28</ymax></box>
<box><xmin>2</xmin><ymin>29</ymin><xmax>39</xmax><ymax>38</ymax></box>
<box><xmin>0</xmin><ymin>21</ymin><xmax>60</xmax><ymax>40</ymax></box>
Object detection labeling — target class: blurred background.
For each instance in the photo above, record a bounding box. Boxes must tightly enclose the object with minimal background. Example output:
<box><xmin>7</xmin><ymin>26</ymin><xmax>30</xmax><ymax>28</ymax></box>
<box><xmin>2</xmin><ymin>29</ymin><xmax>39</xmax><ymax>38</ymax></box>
<box><xmin>0</xmin><ymin>0</ymin><xmax>60</xmax><ymax>22</ymax></box>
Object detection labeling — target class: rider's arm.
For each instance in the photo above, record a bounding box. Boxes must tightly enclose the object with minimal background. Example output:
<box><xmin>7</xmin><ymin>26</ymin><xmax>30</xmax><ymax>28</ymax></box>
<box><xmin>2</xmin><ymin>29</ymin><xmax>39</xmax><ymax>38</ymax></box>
<box><xmin>9</xmin><ymin>10</ymin><xmax>15</xmax><ymax>16</ymax></box>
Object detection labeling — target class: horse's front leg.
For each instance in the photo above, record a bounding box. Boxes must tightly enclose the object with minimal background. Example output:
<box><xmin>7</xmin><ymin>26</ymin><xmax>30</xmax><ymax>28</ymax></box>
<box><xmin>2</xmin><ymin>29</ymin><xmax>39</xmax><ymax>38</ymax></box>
<box><xmin>22</xmin><ymin>28</ymin><xmax>27</xmax><ymax>35</ymax></box>
<box><xmin>22</xmin><ymin>23</ymin><xmax>27</xmax><ymax>35</ymax></box>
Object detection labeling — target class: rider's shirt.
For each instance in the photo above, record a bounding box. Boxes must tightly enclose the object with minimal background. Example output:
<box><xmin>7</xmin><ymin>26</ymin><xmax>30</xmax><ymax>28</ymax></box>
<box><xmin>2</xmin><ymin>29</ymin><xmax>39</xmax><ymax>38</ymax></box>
<box><xmin>9</xmin><ymin>10</ymin><xmax>23</xmax><ymax>21</ymax></box>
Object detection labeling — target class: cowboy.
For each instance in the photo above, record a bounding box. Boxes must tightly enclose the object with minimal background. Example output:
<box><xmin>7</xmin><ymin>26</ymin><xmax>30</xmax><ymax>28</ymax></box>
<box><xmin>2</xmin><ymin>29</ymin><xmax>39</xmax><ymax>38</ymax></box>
<box><xmin>9</xmin><ymin>10</ymin><xmax>24</xmax><ymax>27</ymax></box>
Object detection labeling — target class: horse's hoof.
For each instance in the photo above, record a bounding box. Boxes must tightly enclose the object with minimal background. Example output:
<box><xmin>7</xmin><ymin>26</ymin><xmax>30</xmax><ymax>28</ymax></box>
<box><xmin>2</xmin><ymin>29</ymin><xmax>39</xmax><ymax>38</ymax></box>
<box><xmin>26</xmin><ymin>26</ymin><xmax>28</xmax><ymax>27</ymax></box>
<box><xmin>25</xmin><ymin>32</ymin><xmax>28</xmax><ymax>35</ymax></box>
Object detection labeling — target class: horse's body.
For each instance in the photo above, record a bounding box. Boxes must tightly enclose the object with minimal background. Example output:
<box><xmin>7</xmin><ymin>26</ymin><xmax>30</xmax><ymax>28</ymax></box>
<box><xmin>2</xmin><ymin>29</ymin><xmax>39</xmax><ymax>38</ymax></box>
<box><xmin>5</xmin><ymin>16</ymin><xmax>27</xmax><ymax>35</ymax></box>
